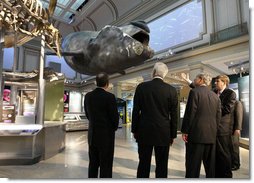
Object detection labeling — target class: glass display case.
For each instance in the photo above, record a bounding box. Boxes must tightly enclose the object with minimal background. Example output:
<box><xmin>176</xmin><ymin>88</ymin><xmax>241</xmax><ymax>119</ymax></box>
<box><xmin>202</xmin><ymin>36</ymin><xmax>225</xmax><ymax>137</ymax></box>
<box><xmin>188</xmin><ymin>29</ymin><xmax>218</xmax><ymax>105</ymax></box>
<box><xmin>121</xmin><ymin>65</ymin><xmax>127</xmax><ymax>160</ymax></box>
<box><xmin>64</xmin><ymin>112</ymin><xmax>89</xmax><ymax>131</ymax></box>
<box><xmin>0</xmin><ymin>124</ymin><xmax>42</xmax><ymax>135</ymax></box>
<box><xmin>0</xmin><ymin>124</ymin><xmax>44</xmax><ymax>165</ymax></box>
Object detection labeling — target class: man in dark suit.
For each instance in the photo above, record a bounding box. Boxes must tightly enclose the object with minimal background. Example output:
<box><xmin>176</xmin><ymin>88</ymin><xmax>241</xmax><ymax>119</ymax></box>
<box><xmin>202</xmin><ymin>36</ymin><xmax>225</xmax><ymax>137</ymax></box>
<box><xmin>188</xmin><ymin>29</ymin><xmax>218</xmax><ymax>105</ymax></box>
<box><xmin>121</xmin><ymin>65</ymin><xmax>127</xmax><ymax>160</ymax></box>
<box><xmin>231</xmin><ymin>100</ymin><xmax>243</xmax><ymax>171</ymax></box>
<box><xmin>84</xmin><ymin>72</ymin><xmax>119</xmax><ymax>178</ymax></box>
<box><xmin>132</xmin><ymin>62</ymin><xmax>178</xmax><ymax>178</ymax></box>
<box><xmin>214</xmin><ymin>74</ymin><xmax>236</xmax><ymax>178</ymax></box>
<box><xmin>181</xmin><ymin>73</ymin><xmax>221</xmax><ymax>178</ymax></box>
<box><xmin>181</xmin><ymin>73</ymin><xmax>237</xmax><ymax>177</ymax></box>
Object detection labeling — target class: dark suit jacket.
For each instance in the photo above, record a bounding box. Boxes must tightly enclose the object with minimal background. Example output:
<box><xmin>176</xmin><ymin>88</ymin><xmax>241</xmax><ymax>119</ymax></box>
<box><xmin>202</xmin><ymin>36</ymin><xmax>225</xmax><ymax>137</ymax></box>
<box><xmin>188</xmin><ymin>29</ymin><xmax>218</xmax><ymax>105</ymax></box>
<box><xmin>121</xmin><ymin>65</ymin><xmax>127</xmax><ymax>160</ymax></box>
<box><xmin>131</xmin><ymin>78</ymin><xmax>178</xmax><ymax>146</ymax></box>
<box><xmin>231</xmin><ymin>100</ymin><xmax>243</xmax><ymax>133</ymax></box>
<box><xmin>84</xmin><ymin>88</ymin><xmax>119</xmax><ymax>146</ymax></box>
<box><xmin>181</xmin><ymin>86</ymin><xmax>221</xmax><ymax>144</ymax></box>
<box><xmin>214</xmin><ymin>88</ymin><xmax>236</xmax><ymax>136</ymax></box>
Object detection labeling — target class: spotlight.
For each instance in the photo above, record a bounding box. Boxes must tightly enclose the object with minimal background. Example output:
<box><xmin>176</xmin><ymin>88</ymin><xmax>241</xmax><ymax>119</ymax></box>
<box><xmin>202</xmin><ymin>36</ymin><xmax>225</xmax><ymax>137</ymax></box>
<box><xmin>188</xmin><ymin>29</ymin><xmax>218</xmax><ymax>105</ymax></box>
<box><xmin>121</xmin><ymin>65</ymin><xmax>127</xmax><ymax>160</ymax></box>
<box><xmin>168</xmin><ymin>49</ymin><xmax>174</xmax><ymax>55</ymax></box>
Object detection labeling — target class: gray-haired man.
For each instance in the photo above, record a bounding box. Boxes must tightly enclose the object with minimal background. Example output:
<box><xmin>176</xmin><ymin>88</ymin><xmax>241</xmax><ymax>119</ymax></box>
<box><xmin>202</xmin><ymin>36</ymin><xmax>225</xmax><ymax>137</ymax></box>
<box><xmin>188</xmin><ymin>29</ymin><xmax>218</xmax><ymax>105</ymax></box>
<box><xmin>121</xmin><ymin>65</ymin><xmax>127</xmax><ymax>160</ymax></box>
<box><xmin>132</xmin><ymin>62</ymin><xmax>178</xmax><ymax>178</ymax></box>
<box><xmin>181</xmin><ymin>73</ymin><xmax>221</xmax><ymax>178</ymax></box>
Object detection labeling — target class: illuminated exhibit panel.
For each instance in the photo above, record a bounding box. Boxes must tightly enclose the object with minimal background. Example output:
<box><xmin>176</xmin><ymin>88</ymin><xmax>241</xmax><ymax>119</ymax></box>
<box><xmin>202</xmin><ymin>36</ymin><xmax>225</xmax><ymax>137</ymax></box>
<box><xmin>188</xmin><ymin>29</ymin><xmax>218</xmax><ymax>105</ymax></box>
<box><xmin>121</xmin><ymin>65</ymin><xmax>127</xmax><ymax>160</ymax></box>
<box><xmin>63</xmin><ymin>91</ymin><xmax>88</xmax><ymax>131</ymax></box>
<box><xmin>69</xmin><ymin>91</ymin><xmax>82</xmax><ymax>112</ymax></box>
<box><xmin>14</xmin><ymin>89</ymin><xmax>38</xmax><ymax>124</ymax></box>
<box><xmin>22</xmin><ymin>90</ymin><xmax>37</xmax><ymax>116</ymax></box>
<box><xmin>63</xmin><ymin>91</ymin><xmax>69</xmax><ymax>112</ymax></box>
<box><xmin>2</xmin><ymin>105</ymin><xmax>15</xmax><ymax>123</ymax></box>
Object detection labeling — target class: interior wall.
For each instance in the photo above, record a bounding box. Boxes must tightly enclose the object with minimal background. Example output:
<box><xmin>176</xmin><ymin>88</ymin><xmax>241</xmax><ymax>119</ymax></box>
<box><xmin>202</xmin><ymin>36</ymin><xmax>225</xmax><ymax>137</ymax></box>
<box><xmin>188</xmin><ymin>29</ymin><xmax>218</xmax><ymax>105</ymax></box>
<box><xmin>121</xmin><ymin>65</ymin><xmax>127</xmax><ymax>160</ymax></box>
<box><xmin>213</xmin><ymin>0</ymin><xmax>242</xmax><ymax>31</ymax></box>
<box><xmin>22</xmin><ymin>47</ymin><xmax>40</xmax><ymax>72</ymax></box>
<box><xmin>240</xmin><ymin>0</ymin><xmax>250</xmax><ymax>29</ymax></box>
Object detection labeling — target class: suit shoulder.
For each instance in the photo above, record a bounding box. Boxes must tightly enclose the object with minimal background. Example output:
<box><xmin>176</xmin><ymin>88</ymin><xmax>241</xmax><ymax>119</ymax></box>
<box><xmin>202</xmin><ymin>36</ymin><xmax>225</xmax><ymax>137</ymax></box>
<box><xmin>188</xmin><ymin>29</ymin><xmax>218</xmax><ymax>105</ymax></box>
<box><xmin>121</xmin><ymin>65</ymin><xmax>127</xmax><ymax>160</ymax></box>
<box><xmin>228</xmin><ymin>88</ymin><xmax>236</xmax><ymax>94</ymax></box>
<box><xmin>167</xmin><ymin>84</ymin><xmax>177</xmax><ymax>91</ymax></box>
<box><xmin>225</xmin><ymin>88</ymin><xmax>236</xmax><ymax>96</ymax></box>
<box><xmin>85</xmin><ymin>91</ymin><xmax>92</xmax><ymax>97</ymax></box>
<box><xmin>191</xmin><ymin>86</ymin><xmax>210</xmax><ymax>94</ymax></box>
<box><xmin>136</xmin><ymin>80</ymin><xmax>150</xmax><ymax>89</ymax></box>
<box><xmin>209</xmin><ymin>90</ymin><xmax>219</xmax><ymax>98</ymax></box>
<box><xmin>106</xmin><ymin>91</ymin><xmax>116</xmax><ymax>98</ymax></box>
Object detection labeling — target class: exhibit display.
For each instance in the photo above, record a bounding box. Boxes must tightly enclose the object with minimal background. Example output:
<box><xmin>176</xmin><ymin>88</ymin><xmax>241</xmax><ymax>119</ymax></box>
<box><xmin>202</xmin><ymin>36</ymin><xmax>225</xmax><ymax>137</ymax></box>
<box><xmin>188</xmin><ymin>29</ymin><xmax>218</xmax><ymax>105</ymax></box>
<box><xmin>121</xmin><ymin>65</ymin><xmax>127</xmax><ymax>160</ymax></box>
<box><xmin>69</xmin><ymin>91</ymin><xmax>82</xmax><ymax>112</ymax></box>
<box><xmin>20</xmin><ymin>90</ymin><xmax>37</xmax><ymax>117</ymax></box>
<box><xmin>63</xmin><ymin>91</ymin><xmax>69</xmax><ymax>112</ymax></box>
<box><xmin>0</xmin><ymin>122</ymin><xmax>66</xmax><ymax>165</ymax></box>
<box><xmin>0</xmin><ymin>124</ymin><xmax>43</xmax><ymax>165</ymax></box>
<box><xmin>0</xmin><ymin>62</ymin><xmax>66</xmax><ymax>165</ymax></box>
<box><xmin>238</xmin><ymin>76</ymin><xmax>249</xmax><ymax>138</ymax></box>
<box><xmin>53</xmin><ymin>20</ymin><xmax>154</xmax><ymax>75</ymax></box>
<box><xmin>0</xmin><ymin>0</ymin><xmax>61</xmax><ymax>56</ymax></box>
<box><xmin>117</xmin><ymin>98</ymin><xmax>126</xmax><ymax>127</ymax></box>
<box><xmin>64</xmin><ymin>113</ymin><xmax>88</xmax><ymax>131</ymax></box>
<box><xmin>3</xmin><ymin>88</ymin><xmax>11</xmax><ymax>103</ymax></box>
<box><xmin>2</xmin><ymin>105</ymin><xmax>15</xmax><ymax>123</ymax></box>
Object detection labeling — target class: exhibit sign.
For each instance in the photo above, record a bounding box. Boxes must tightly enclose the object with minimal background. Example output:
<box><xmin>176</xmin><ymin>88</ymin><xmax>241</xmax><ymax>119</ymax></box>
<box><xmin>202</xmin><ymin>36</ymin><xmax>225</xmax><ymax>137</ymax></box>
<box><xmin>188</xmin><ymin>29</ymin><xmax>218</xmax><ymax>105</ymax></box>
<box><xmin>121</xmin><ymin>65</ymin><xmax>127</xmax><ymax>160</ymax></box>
<box><xmin>2</xmin><ymin>105</ymin><xmax>15</xmax><ymax>123</ymax></box>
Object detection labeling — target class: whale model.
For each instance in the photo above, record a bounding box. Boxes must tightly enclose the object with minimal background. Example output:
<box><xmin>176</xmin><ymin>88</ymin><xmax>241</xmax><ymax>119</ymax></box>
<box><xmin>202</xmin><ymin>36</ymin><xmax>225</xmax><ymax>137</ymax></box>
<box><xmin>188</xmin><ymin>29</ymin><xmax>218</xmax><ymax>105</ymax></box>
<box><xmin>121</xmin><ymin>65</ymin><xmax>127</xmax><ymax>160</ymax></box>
<box><xmin>59</xmin><ymin>20</ymin><xmax>154</xmax><ymax>75</ymax></box>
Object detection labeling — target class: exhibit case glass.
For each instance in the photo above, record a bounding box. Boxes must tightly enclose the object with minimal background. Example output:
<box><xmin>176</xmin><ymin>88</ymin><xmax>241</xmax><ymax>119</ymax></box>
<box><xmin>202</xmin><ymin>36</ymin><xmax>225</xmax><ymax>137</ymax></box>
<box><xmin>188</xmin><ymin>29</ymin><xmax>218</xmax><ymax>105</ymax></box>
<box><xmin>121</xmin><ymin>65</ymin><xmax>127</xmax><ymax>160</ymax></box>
<box><xmin>64</xmin><ymin>112</ymin><xmax>88</xmax><ymax>131</ymax></box>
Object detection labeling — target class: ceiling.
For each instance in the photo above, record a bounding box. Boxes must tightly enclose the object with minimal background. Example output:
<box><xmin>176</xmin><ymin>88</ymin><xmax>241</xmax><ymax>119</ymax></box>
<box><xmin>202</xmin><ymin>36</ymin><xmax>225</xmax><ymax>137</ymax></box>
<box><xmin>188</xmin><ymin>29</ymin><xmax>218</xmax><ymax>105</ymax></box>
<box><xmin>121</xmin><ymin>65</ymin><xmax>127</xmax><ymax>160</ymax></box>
<box><xmin>41</xmin><ymin>0</ymin><xmax>87</xmax><ymax>24</ymax></box>
<box><xmin>39</xmin><ymin>0</ymin><xmax>249</xmax><ymax>87</ymax></box>
<box><xmin>41</xmin><ymin>0</ymin><xmax>167</xmax><ymax>37</ymax></box>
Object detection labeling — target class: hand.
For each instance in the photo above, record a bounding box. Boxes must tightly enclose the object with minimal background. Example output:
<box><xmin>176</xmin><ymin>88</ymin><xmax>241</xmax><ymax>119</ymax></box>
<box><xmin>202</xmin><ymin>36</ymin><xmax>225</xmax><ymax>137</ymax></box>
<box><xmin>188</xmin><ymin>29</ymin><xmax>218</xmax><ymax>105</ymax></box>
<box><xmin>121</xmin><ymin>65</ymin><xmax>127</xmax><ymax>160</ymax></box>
<box><xmin>169</xmin><ymin>138</ymin><xmax>174</xmax><ymax>146</ymax></box>
<box><xmin>234</xmin><ymin>130</ymin><xmax>241</xmax><ymax>136</ymax></box>
<box><xmin>180</xmin><ymin>73</ymin><xmax>192</xmax><ymax>85</ymax></box>
<box><xmin>182</xmin><ymin>133</ymin><xmax>188</xmax><ymax>143</ymax></box>
<box><xmin>180</xmin><ymin>73</ymin><xmax>189</xmax><ymax>81</ymax></box>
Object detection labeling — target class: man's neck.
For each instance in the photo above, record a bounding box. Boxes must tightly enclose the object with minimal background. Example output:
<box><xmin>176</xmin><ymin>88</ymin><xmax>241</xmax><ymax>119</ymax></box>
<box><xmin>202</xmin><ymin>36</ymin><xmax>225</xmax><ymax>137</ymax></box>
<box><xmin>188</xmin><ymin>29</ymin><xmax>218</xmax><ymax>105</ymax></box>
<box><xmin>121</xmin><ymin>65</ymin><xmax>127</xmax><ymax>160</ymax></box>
<box><xmin>219</xmin><ymin>86</ymin><xmax>226</xmax><ymax>93</ymax></box>
<box><xmin>97</xmin><ymin>86</ymin><xmax>107</xmax><ymax>91</ymax></box>
<box><xmin>153</xmin><ymin>76</ymin><xmax>163</xmax><ymax>80</ymax></box>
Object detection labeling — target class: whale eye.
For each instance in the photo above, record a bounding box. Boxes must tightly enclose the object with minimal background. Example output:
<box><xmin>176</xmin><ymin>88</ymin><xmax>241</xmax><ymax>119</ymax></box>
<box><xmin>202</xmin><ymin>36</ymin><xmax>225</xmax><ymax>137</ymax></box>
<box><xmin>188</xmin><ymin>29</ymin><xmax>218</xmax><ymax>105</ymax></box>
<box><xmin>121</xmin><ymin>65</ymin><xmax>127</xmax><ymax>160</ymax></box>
<box><xmin>133</xmin><ymin>42</ymin><xmax>143</xmax><ymax>55</ymax></box>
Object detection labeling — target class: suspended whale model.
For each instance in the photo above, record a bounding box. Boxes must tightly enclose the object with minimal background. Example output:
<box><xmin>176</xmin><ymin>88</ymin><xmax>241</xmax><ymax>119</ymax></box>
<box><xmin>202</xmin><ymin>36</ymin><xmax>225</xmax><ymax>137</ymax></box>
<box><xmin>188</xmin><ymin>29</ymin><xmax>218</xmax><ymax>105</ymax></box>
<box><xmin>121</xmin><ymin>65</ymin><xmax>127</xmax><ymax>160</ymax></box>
<box><xmin>59</xmin><ymin>21</ymin><xmax>154</xmax><ymax>75</ymax></box>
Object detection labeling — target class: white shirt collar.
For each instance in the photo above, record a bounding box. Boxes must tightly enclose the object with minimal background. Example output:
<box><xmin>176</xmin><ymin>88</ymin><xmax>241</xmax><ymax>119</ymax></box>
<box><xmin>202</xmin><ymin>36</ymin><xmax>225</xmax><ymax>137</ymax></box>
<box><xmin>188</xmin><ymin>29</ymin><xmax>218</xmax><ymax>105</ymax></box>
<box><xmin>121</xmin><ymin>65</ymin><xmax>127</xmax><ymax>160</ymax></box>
<box><xmin>219</xmin><ymin>86</ymin><xmax>226</xmax><ymax>94</ymax></box>
<box><xmin>153</xmin><ymin>76</ymin><xmax>163</xmax><ymax>80</ymax></box>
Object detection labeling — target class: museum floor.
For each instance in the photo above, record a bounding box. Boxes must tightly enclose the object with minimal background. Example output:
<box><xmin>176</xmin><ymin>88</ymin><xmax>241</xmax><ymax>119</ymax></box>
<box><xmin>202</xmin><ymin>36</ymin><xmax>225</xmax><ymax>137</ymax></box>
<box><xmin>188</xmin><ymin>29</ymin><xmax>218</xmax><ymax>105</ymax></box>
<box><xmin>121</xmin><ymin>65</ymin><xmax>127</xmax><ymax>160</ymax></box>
<box><xmin>0</xmin><ymin>124</ymin><xmax>250</xmax><ymax>179</ymax></box>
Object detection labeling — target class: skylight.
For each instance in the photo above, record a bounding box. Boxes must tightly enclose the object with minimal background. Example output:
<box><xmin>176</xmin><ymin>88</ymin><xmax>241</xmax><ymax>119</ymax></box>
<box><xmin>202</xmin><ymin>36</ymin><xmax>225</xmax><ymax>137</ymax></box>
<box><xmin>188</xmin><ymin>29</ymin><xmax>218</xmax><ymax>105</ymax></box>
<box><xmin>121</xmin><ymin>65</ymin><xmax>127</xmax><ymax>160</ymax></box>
<box><xmin>70</xmin><ymin>0</ymin><xmax>87</xmax><ymax>11</ymax></box>
<box><xmin>40</xmin><ymin>0</ymin><xmax>88</xmax><ymax>23</ymax></box>
<box><xmin>57</xmin><ymin>0</ymin><xmax>70</xmax><ymax>6</ymax></box>
<box><xmin>54</xmin><ymin>7</ymin><xmax>63</xmax><ymax>17</ymax></box>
